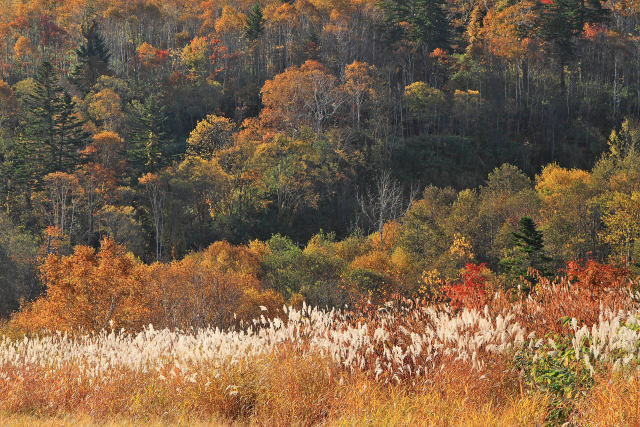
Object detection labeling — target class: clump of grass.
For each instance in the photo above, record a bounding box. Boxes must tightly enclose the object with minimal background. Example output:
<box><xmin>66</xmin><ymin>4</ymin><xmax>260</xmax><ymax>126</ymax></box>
<box><xmin>573</xmin><ymin>373</ymin><xmax>640</xmax><ymax>426</ymax></box>
<box><xmin>332</xmin><ymin>384</ymin><xmax>549</xmax><ymax>426</ymax></box>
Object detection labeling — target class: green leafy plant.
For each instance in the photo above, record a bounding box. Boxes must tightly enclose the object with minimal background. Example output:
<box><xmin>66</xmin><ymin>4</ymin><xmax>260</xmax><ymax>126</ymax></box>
<box><xmin>515</xmin><ymin>323</ymin><xmax>594</xmax><ymax>424</ymax></box>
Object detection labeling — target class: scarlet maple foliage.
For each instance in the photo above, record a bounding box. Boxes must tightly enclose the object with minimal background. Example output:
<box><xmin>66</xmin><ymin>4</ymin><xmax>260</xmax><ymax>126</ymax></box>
<box><xmin>444</xmin><ymin>263</ymin><xmax>489</xmax><ymax>310</ymax></box>
<box><xmin>136</xmin><ymin>42</ymin><xmax>168</xmax><ymax>67</ymax></box>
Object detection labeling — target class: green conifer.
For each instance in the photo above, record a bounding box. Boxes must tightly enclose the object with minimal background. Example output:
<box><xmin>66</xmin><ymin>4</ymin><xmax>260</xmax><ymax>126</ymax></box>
<box><xmin>20</xmin><ymin>62</ymin><xmax>88</xmax><ymax>180</ymax></box>
<box><xmin>71</xmin><ymin>20</ymin><xmax>111</xmax><ymax>93</ymax></box>
<box><xmin>245</xmin><ymin>3</ymin><xmax>265</xmax><ymax>41</ymax></box>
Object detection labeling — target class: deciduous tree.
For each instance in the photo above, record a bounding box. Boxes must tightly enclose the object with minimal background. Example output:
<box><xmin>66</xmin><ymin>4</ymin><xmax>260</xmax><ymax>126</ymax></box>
<box><xmin>186</xmin><ymin>114</ymin><xmax>235</xmax><ymax>158</ymax></box>
<box><xmin>139</xmin><ymin>172</ymin><xmax>166</xmax><ymax>261</ymax></box>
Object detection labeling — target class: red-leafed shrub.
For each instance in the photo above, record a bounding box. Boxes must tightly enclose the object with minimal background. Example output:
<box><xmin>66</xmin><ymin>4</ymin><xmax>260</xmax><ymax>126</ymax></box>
<box><xmin>444</xmin><ymin>263</ymin><xmax>489</xmax><ymax>310</ymax></box>
<box><xmin>563</xmin><ymin>258</ymin><xmax>629</xmax><ymax>296</ymax></box>
<box><xmin>488</xmin><ymin>260</ymin><xmax>635</xmax><ymax>335</ymax></box>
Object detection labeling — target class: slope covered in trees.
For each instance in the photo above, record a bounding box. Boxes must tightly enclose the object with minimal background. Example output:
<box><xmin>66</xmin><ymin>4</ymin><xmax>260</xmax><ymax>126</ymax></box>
<box><xmin>1</xmin><ymin>0</ymin><xmax>640</xmax><ymax>315</ymax></box>
<box><xmin>4</xmin><ymin>2</ymin><xmax>640</xmax><ymax>425</ymax></box>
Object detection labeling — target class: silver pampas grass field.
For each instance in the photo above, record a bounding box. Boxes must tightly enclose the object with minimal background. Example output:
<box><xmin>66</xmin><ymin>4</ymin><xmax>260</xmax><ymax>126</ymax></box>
<box><xmin>3</xmin><ymin>299</ymin><xmax>640</xmax><ymax>425</ymax></box>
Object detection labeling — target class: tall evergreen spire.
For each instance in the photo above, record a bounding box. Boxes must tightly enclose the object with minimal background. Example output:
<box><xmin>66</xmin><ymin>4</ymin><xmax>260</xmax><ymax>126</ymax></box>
<box><xmin>71</xmin><ymin>19</ymin><xmax>111</xmax><ymax>93</ymax></box>
<box><xmin>499</xmin><ymin>216</ymin><xmax>552</xmax><ymax>290</ymax></box>
<box><xmin>379</xmin><ymin>0</ymin><xmax>451</xmax><ymax>51</ymax></box>
<box><xmin>55</xmin><ymin>92</ymin><xmax>89</xmax><ymax>172</ymax></box>
<box><xmin>512</xmin><ymin>217</ymin><xmax>544</xmax><ymax>255</ymax></box>
<box><xmin>21</xmin><ymin>62</ymin><xmax>88</xmax><ymax>180</ymax></box>
<box><xmin>245</xmin><ymin>3</ymin><xmax>265</xmax><ymax>41</ymax></box>
<box><xmin>127</xmin><ymin>96</ymin><xmax>173</xmax><ymax>176</ymax></box>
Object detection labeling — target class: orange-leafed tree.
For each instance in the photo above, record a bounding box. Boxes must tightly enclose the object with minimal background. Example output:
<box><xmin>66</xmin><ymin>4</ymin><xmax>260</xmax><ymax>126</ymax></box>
<box><xmin>480</xmin><ymin>0</ymin><xmax>539</xmax><ymax>62</ymax></box>
<box><xmin>13</xmin><ymin>35</ymin><xmax>34</xmax><ymax>62</ymax></box>
<box><xmin>343</xmin><ymin>61</ymin><xmax>380</xmax><ymax>129</ymax></box>
<box><xmin>146</xmin><ymin>240</ymin><xmax>283</xmax><ymax>329</ymax></box>
<box><xmin>13</xmin><ymin>238</ymin><xmax>149</xmax><ymax>333</ymax></box>
<box><xmin>84</xmin><ymin>131</ymin><xmax>126</xmax><ymax>177</ymax></box>
<box><xmin>136</xmin><ymin>41</ymin><xmax>169</xmax><ymax>68</ymax></box>
<box><xmin>260</xmin><ymin>60</ymin><xmax>344</xmax><ymax>133</ymax></box>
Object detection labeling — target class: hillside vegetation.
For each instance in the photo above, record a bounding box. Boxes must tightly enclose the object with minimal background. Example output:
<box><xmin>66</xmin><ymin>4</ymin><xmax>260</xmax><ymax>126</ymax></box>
<box><xmin>3</xmin><ymin>0</ymin><xmax>640</xmax><ymax>424</ymax></box>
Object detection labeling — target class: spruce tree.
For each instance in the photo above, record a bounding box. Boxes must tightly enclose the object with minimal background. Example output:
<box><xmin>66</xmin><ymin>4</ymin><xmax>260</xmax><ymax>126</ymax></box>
<box><xmin>21</xmin><ymin>62</ymin><xmax>88</xmax><ymax>180</ymax></box>
<box><xmin>71</xmin><ymin>20</ymin><xmax>111</xmax><ymax>93</ymax></box>
<box><xmin>513</xmin><ymin>217</ymin><xmax>544</xmax><ymax>255</ymax></box>
<box><xmin>535</xmin><ymin>0</ymin><xmax>608</xmax><ymax>92</ymax></box>
<box><xmin>245</xmin><ymin>3</ymin><xmax>265</xmax><ymax>41</ymax></box>
<box><xmin>23</xmin><ymin>62</ymin><xmax>62</xmax><ymax>162</ymax></box>
<box><xmin>499</xmin><ymin>216</ymin><xmax>552</xmax><ymax>291</ymax></box>
<box><xmin>55</xmin><ymin>92</ymin><xmax>90</xmax><ymax>172</ymax></box>
<box><xmin>380</xmin><ymin>0</ymin><xmax>450</xmax><ymax>51</ymax></box>
<box><xmin>127</xmin><ymin>96</ymin><xmax>173</xmax><ymax>176</ymax></box>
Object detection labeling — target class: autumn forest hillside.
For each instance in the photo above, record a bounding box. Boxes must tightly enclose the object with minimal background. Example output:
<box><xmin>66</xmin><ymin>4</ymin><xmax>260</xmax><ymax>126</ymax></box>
<box><xmin>1</xmin><ymin>0</ymin><xmax>640</xmax><ymax>320</ymax></box>
<box><xmin>7</xmin><ymin>1</ymin><xmax>640</xmax><ymax>425</ymax></box>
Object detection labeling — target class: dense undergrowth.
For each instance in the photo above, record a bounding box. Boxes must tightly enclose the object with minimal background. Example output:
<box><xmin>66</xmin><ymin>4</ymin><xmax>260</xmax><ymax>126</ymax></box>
<box><xmin>2</xmin><ymin>264</ymin><xmax>640</xmax><ymax>426</ymax></box>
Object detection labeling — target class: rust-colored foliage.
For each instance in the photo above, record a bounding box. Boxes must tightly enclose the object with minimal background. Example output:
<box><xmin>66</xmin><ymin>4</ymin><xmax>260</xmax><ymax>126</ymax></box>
<box><xmin>145</xmin><ymin>240</ymin><xmax>283</xmax><ymax>328</ymax></box>
<box><xmin>12</xmin><ymin>238</ymin><xmax>284</xmax><ymax>333</ymax></box>
<box><xmin>136</xmin><ymin>42</ymin><xmax>168</xmax><ymax>67</ymax></box>
<box><xmin>563</xmin><ymin>258</ymin><xmax>630</xmax><ymax>295</ymax></box>
<box><xmin>489</xmin><ymin>260</ymin><xmax>634</xmax><ymax>335</ymax></box>
<box><xmin>14</xmin><ymin>237</ymin><xmax>148</xmax><ymax>333</ymax></box>
<box><xmin>443</xmin><ymin>263</ymin><xmax>489</xmax><ymax>310</ymax></box>
<box><xmin>260</xmin><ymin>60</ymin><xmax>343</xmax><ymax>133</ymax></box>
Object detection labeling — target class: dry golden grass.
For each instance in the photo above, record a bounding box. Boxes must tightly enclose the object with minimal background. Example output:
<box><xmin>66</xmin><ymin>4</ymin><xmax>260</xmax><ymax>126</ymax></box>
<box><xmin>6</xmin><ymin>298</ymin><xmax>640</xmax><ymax>426</ymax></box>
<box><xmin>333</xmin><ymin>390</ymin><xmax>549</xmax><ymax>426</ymax></box>
<box><xmin>0</xmin><ymin>342</ymin><xmax>550</xmax><ymax>426</ymax></box>
<box><xmin>0</xmin><ymin>387</ymin><xmax>550</xmax><ymax>427</ymax></box>
<box><xmin>0</xmin><ymin>414</ymin><xmax>235</xmax><ymax>427</ymax></box>
<box><xmin>574</xmin><ymin>373</ymin><xmax>640</xmax><ymax>426</ymax></box>
<box><xmin>0</xmin><ymin>347</ymin><xmax>552</xmax><ymax>426</ymax></box>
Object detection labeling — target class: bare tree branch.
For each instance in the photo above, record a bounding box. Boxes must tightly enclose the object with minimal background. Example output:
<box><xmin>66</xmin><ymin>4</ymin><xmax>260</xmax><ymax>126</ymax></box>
<box><xmin>357</xmin><ymin>170</ymin><xmax>412</xmax><ymax>249</ymax></box>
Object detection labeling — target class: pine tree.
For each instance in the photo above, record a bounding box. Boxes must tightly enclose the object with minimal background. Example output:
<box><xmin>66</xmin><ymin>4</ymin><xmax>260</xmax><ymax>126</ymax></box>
<box><xmin>245</xmin><ymin>3</ymin><xmax>265</xmax><ymax>41</ymax></box>
<box><xmin>127</xmin><ymin>96</ymin><xmax>173</xmax><ymax>176</ymax></box>
<box><xmin>380</xmin><ymin>0</ymin><xmax>450</xmax><ymax>51</ymax></box>
<box><xmin>20</xmin><ymin>62</ymin><xmax>88</xmax><ymax>180</ymax></box>
<box><xmin>71</xmin><ymin>20</ymin><xmax>111</xmax><ymax>93</ymax></box>
<box><xmin>499</xmin><ymin>216</ymin><xmax>552</xmax><ymax>291</ymax></box>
